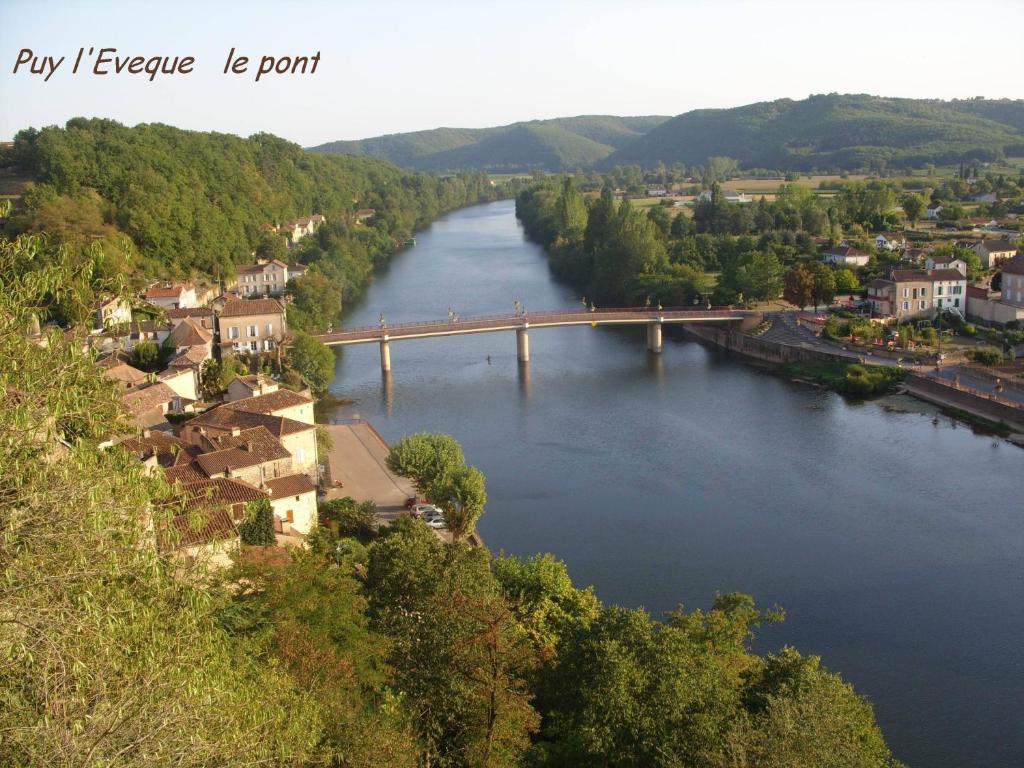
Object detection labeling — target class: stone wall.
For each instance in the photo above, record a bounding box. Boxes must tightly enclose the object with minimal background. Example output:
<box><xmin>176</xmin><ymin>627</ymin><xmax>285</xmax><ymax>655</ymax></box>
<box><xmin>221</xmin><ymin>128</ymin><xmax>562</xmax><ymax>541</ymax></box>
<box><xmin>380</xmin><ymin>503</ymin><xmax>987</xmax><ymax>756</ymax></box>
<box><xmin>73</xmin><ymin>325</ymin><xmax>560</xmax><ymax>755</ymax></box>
<box><xmin>683</xmin><ymin>324</ymin><xmax>854</xmax><ymax>366</ymax></box>
<box><xmin>904</xmin><ymin>373</ymin><xmax>1024</xmax><ymax>431</ymax></box>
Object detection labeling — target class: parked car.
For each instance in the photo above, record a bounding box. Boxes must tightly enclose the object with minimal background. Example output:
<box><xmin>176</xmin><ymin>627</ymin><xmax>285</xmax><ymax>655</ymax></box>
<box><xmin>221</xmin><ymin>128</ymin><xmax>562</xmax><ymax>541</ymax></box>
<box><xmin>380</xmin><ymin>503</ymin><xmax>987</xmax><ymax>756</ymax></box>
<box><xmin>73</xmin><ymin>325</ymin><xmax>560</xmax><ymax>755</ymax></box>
<box><xmin>411</xmin><ymin>503</ymin><xmax>442</xmax><ymax>519</ymax></box>
<box><xmin>423</xmin><ymin>512</ymin><xmax>447</xmax><ymax>529</ymax></box>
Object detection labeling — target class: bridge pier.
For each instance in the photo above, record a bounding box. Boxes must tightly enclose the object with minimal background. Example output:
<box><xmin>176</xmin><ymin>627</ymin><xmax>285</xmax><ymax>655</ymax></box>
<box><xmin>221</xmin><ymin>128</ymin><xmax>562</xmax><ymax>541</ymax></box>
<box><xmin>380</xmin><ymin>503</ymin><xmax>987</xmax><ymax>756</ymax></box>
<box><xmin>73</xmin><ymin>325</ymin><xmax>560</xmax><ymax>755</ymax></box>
<box><xmin>516</xmin><ymin>326</ymin><xmax>530</xmax><ymax>362</ymax></box>
<box><xmin>379</xmin><ymin>337</ymin><xmax>391</xmax><ymax>372</ymax></box>
<box><xmin>646</xmin><ymin>320</ymin><xmax>663</xmax><ymax>354</ymax></box>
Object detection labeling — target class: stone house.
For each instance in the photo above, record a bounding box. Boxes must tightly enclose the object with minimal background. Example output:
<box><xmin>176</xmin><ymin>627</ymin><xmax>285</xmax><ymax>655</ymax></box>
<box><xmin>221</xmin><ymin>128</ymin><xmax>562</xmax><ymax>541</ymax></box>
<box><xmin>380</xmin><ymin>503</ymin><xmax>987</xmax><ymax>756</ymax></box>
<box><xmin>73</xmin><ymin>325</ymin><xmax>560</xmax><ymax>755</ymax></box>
<box><xmin>231</xmin><ymin>259</ymin><xmax>290</xmax><ymax>297</ymax></box>
<box><xmin>971</xmin><ymin>240</ymin><xmax>1017</xmax><ymax>269</ymax></box>
<box><xmin>217</xmin><ymin>298</ymin><xmax>286</xmax><ymax>355</ymax></box>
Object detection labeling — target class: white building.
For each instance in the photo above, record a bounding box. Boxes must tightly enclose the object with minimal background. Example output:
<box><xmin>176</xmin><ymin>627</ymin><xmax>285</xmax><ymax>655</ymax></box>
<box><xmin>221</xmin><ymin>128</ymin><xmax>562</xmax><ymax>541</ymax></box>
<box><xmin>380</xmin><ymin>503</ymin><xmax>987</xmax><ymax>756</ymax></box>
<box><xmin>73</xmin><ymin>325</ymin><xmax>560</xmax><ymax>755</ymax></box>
<box><xmin>823</xmin><ymin>245</ymin><xmax>870</xmax><ymax>267</ymax></box>
<box><xmin>970</xmin><ymin>240</ymin><xmax>1018</xmax><ymax>269</ymax></box>
<box><xmin>144</xmin><ymin>282</ymin><xmax>197</xmax><ymax>309</ymax></box>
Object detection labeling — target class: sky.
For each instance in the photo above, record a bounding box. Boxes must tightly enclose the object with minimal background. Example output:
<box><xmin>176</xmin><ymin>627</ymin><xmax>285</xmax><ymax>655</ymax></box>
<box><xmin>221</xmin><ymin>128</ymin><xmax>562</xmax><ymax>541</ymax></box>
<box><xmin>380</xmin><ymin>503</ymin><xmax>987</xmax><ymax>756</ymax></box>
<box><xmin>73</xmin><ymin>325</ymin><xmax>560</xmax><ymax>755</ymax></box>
<box><xmin>1</xmin><ymin>0</ymin><xmax>1022</xmax><ymax>147</ymax></box>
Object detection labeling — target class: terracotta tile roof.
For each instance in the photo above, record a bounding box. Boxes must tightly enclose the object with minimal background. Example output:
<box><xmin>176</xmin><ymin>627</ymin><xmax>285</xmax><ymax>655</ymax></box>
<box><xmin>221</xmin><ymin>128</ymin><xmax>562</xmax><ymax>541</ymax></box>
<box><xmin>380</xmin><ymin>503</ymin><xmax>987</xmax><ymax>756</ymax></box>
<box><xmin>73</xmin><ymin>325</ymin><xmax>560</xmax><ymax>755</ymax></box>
<box><xmin>218</xmin><ymin>298</ymin><xmax>285</xmax><ymax>318</ymax></box>
<box><xmin>167</xmin><ymin>317</ymin><xmax>212</xmax><ymax>347</ymax></box>
<box><xmin>979</xmin><ymin>239</ymin><xmax>1015</xmax><ymax>251</ymax></box>
<box><xmin>104</xmin><ymin>363</ymin><xmax>149</xmax><ymax>386</ymax></box>
<box><xmin>188</xmin><ymin>404</ymin><xmax>313</xmax><ymax>437</ymax></box>
<box><xmin>166</xmin><ymin>306</ymin><xmax>214</xmax><ymax>319</ymax></box>
<box><xmin>890</xmin><ymin>268</ymin><xmax>966</xmax><ymax>283</ymax></box>
<box><xmin>224</xmin><ymin>388</ymin><xmax>312</xmax><ymax>415</ymax></box>
<box><xmin>120</xmin><ymin>431</ymin><xmax>196</xmax><ymax>468</ymax></box>
<box><xmin>1001</xmin><ymin>253</ymin><xmax>1024</xmax><ymax>276</ymax></box>
<box><xmin>824</xmin><ymin>245</ymin><xmax>868</xmax><ymax>257</ymax></box>
<box><xmin>966</xmin><ymin>286</ymin><xmax>990</xmax><ymax>299</ymax></box>
<box><xmin>167</xmin><ymin>508</ymin><xmax>237</xmax><ymax>549</ymax></box>
<box><xmin>165</xmin><ymin>463</ymin><xmax>208</xmax><ymax>485</ymax></box>
<box><xmin>266</xmin><ymin>473</ymin><xmax>316</xmax><ymax>500</ymax></box>
<box><xmin>145</xmin><ymin>283</ymin><xmax>192</xmax><ymax>299</ymax></box>
<box><xmin>122</xmin><ymin>382</ymin><xmax>179</xmax><ymax>416</ymax></box>
<box><xmin>928</xmin><ymin>269</ymin><xmax>969</xmax><ymax>281</ymax></box>
<box><xmin>166</xmin><ymin>345</ymin><xmax>209</xmax><ymax>368</ymax></box>
<box><xmin>192</xmin><ymin>426</ymin><xmax>291</xmax><ymax>476</ymax></box>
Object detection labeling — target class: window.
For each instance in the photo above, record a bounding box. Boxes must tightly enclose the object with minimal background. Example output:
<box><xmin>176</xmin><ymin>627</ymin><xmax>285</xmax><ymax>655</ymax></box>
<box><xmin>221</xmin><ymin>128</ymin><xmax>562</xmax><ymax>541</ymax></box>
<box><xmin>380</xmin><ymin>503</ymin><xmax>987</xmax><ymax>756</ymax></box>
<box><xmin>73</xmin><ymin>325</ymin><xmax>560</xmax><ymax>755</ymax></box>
<box><xmin>229</xmin><ymin>326</ymin><xmax>239</xmax><ymax>339</ymax></box>
<box><xmin>937</xmin><ymin>298</ymin><xmax>943</xmax><ymax>308</ymax></box>
<box><xmin>249</xmin><ymin>341</ymin><xmax>258</xmax><ymax>351</ymax></box>
<box><xmin>247</xmin><ymin>325</ymin><xmax>257</xmax><ymax>337</ymax></box>
<box><xmin>921</xmin><ymin>287</ymin><xmax>927</xmax><ymax>297</ymax></box>
<box><xmin>295</xmin><ymin>448</ymin><xmax>305</xmax><ymax>465</ymax></box>
<box><xmin>954</xmin><ymin>298</ymin><xmax>960</xmax><ymax>307</ymax></box>
<box><xmin>952</xmin><ymin>285</ymin><xmax>962</xmax><ymax>295</ymax></box>
<box><xmin>903</xmin><ymin>288</ymin><xmax>909</xmax><ymax>298</ymax></box>
<box><xmin>912</xmin><ymin>288</ymin><xmax>918</xmax><ymax>299</ymax></box>
<box><xmin>266</xmin><ymin>323</ymin><xmax>273</xmax><ymax>336</ymax></box>
<box><xmin>920</xmin><ymin>301</ymin><xmax>926</xmax><ymax>310</ymax></box>
<box><xmin>936</xmin><ymin>285</ymin><xmax>943</xmax><ymax>295</ymax></box>
<box><xmin>902</xmin><ymin>301</ymin><xmax>909</xmax><ymax>310</ymax></box>
<box><xmin>263</xmin><ymin>339</ymin><xmax>273</xmax><ymax>351</ymax></box>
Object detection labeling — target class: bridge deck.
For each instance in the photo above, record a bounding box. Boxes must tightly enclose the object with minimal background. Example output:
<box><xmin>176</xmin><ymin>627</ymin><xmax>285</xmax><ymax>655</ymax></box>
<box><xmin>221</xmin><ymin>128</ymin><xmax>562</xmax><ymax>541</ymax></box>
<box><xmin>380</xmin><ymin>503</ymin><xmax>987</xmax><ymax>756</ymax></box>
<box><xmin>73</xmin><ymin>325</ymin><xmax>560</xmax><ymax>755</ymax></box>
<box><xmin>315</xmin><ymin>307</ymin><xmax>750</xmax><ymax>346</ymax></box>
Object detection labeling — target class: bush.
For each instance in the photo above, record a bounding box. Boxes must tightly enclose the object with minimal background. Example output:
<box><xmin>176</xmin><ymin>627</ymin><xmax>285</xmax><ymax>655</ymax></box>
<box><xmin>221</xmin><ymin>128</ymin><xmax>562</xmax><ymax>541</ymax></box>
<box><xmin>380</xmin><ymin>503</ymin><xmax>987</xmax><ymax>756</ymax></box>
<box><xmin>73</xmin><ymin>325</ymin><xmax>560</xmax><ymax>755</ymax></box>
<box><xmin>239</xmin><ymin>497</ymin><xmax>276</xmax><ymax>546</ymax></box>
<box><xmin>319</xmin><ymin>497</ymin><xmax>377</xmax><ymax>539</ymax></box>
<box><xmin>971</xmin><ymin>346</ymin><xmax>1004</xmax><ymax>366</ymax></box>
<box><xmin>961</xmin><ymin>323</ymin><xmax>977</xmax><ymax>336</ymax></box>
<box><xmin>842</xmin><ymin>364</ymin><xmax>905</xmax><ymax>396</ymax></box>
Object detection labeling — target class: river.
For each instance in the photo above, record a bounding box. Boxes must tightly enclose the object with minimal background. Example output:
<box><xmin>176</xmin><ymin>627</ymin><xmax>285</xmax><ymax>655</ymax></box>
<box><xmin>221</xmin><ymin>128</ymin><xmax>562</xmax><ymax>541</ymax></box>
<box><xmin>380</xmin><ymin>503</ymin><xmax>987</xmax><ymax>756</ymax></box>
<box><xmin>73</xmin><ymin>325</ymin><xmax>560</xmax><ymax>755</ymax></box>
<box><xmin>324</xmin><ymin>200</ymin><xmax>1023</xmax><ymax>768</ymax></box>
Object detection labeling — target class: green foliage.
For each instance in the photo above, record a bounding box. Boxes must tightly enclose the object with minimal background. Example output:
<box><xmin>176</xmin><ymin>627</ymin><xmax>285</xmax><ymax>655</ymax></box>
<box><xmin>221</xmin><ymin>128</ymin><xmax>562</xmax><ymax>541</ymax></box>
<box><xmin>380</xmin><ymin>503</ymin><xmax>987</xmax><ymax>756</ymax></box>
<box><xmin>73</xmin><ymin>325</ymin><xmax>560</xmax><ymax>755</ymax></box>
<box><xmin>387</xmin><ymin>432</ymin><xmax>467</xmax><ymax>495</ymax></box>
<box><xmin>784</xmin><ymin>264</ymin><xmax>815</xmax><ymax>308</ymax></box>
<box><xmin>286</xmin><ymin>269</ymin><xmax>343</xmax><ymax>333</ymax></box>
<box><xmin>386</xmin><ymin>432</ymin><xmax>487</xmax><ymax>540</ymax></box>
<box><xmin>199</xmin><ymin>355</ymin><xmax>249</xmax><ymax>398</ymax></box>
<box><xmin>320</xmin><ymin>496</ymin><xmax>378</xmax><ymax>540</ymax></box>
<box><xmin>288</xmin><ymin>332</ymin><xmax>335</xmax><ymax>395</ymax></box>
<box><xmin>971</xmin><ymin>345</ymin><xmax>1004</xmax><ymax>365</ymax></box>
<box><xmin>0</xmin><ymin>237</ymin><xmax>323</xmax><ymax>765</ymax></box>
<box><xmin>7</xmin><ymin>118</ymin><xmax>505</xmax><ymax>283</ymax></box>
<box><xmin>240</xmin><ymin>497</ymin><xmax>276</xmax><ymax>546</ymax></box>
<box><xmin>130</xmin><ymin>339</ymin><xmax>160</xmax><ymax>371</ymax></box>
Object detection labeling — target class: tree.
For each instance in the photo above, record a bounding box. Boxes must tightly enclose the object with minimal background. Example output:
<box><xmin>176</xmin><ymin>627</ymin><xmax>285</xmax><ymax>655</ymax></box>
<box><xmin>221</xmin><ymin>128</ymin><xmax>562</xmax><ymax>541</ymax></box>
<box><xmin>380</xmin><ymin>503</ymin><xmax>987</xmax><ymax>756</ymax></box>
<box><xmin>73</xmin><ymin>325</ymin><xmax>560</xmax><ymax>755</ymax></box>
<box><xmin>901</xmin><ymin>193</ymin><xmax>926</xmax><ymax>227</ymax></box>
<box><xmin>200</xmin><ymin>355</ymin><xmax>249</xmax><ymax>398</ymax></box>
<box><xmin>320</xmin><ymin>496</ymin><xmax>378</xmax><ymax>540</ymax></box>
<box><xmin>783</xmin><ymin>265</ymin><xmax>815</xmax><ymax>309</ymax></box>
<box><xmin>365</xmin><ymin>523</ymin><xmax>538</xmax><ymax>766</ymax></box>
<box><xmin>387</xmin><ymin>430</ymin><xmax>464</xmax><ymax>486</ymax></box>
<box><xmin>834</xmin><ymin>267</ymin><xmax>860</xmax><ymax>292</ymax></box>
<box><xmin>240</xmin><ymin>497</ymin><xmax>276</xmax><ymax>546</ymax></box>
<box><xmin>439</xmin><ymin>465</ymin><xmax>488</xmax><ymax>542</ymax></box>
<box><xmin>809</xmin><ymin>262</ymin><xmax>837</xmax><ymax>310</ymax></box>
<box><xmin>254</xmin><ymin>231</ymin><xmax>288</xmax><ymax>262</ymax></box>
<box><xmin>289</xmin><ymin>332</ymin><xmax>335</xmax><ymax>395</ymax></box>
<box><xmin>130</xmin><ymin>339</ymin><xmax>160</xmax><ymax>371</ymax></box>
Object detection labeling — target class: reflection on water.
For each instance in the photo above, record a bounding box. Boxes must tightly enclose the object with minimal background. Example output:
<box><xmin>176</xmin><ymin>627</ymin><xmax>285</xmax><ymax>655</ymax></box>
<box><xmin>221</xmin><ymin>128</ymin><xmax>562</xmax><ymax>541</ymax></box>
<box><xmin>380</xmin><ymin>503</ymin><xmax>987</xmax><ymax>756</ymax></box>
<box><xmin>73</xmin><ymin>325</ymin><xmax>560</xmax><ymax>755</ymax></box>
<box><xmin>324</xmin><ymin>200</ymin><xmax>1024</xmax><ymax>768</ymax></box>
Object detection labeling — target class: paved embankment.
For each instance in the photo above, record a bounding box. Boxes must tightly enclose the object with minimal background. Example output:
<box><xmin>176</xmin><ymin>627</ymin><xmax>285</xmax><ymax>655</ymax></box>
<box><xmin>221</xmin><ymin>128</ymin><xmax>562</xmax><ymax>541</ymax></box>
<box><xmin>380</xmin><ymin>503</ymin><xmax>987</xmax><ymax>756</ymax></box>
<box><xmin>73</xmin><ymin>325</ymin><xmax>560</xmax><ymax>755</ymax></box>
<box><xmin>322</xmin><ymin>422</ymin><xmax>416</xmax><ymax>526</ymax></box>
<box><xmin>322</xmin><ymin>421</ymin><xmax>470</xmax><ymax>543</ymax></box>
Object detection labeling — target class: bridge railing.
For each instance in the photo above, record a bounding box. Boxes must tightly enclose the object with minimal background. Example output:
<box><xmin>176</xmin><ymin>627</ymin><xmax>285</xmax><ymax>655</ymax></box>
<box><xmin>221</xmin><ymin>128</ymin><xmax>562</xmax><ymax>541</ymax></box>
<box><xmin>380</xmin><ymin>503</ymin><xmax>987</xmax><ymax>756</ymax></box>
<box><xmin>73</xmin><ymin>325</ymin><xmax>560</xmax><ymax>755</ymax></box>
<box><xmin>321</xmin><ymin>305</ymin><xmax>746</xmax><ymax>339</ymax></box>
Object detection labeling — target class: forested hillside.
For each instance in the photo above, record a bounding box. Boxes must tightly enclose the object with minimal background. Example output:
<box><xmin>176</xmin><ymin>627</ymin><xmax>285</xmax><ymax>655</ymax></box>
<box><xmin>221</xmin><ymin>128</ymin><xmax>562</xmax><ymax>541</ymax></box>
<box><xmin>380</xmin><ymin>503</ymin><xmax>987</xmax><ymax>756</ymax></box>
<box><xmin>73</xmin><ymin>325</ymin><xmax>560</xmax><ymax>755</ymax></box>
<box><xmin>0</xmin><ymin>118</ymin><xmax>504</xmax><ymax>280</ymax></box>
<box><xmin>309</xmin><ymin>115</ymin><xmax>669</xmax><ymax>172</ymax></box>
<box><xmin>602</xmin><ymin>94</ymin><xmax>1024</xmax><ymax>172</ymax></box>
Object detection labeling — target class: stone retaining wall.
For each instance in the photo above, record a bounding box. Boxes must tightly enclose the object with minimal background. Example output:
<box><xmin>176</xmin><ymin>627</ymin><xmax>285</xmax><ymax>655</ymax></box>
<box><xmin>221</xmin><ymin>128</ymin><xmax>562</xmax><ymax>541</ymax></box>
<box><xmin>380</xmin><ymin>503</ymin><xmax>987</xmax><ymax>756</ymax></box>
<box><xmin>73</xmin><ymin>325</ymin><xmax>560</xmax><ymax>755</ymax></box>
<box><xmin>903</xmin><ymin>373</ymin><xmax>1024</xmax><ymax>431</ymax></box>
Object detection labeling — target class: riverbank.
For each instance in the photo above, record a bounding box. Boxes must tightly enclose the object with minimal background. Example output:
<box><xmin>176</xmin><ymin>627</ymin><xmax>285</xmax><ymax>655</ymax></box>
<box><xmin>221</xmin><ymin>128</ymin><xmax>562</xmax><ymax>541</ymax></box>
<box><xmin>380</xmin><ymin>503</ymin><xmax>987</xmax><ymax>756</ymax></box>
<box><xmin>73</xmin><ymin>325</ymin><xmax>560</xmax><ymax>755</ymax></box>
<box><xmin>684</xmin><ymin>322</ymin><xmax>1024</xmax><ymax>435</ymax></box>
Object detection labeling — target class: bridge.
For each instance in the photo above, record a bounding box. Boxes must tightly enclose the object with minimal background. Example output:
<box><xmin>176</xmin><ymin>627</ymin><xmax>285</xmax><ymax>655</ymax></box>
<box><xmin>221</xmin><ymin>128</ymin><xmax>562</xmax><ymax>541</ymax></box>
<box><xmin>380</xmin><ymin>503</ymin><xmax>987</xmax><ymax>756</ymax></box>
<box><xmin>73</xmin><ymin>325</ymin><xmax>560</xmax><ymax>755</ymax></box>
<box><xmin>314</xmin><ymin>306</ymin><xmax>754</xmax><ymax>371</ymax></box>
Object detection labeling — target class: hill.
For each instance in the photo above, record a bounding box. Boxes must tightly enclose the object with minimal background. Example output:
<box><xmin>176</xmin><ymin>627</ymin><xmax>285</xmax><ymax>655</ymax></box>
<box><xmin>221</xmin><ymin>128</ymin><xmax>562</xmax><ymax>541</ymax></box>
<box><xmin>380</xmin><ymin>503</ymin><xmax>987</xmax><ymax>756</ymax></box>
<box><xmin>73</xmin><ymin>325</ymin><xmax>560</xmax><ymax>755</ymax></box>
<box><xmin>309</xmin><ymin>115</ymin><xmax>669</xmax><ymax>172</ymax></box>
<box><xmin>1</xmin><ymin>118</ymin><xmax>500</xmax><ymax>279</ymax></box>
<box><xmin>600</xmin><ymin>94</ymin><xmax>1024</xmax><ymax>172</ymax></box>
